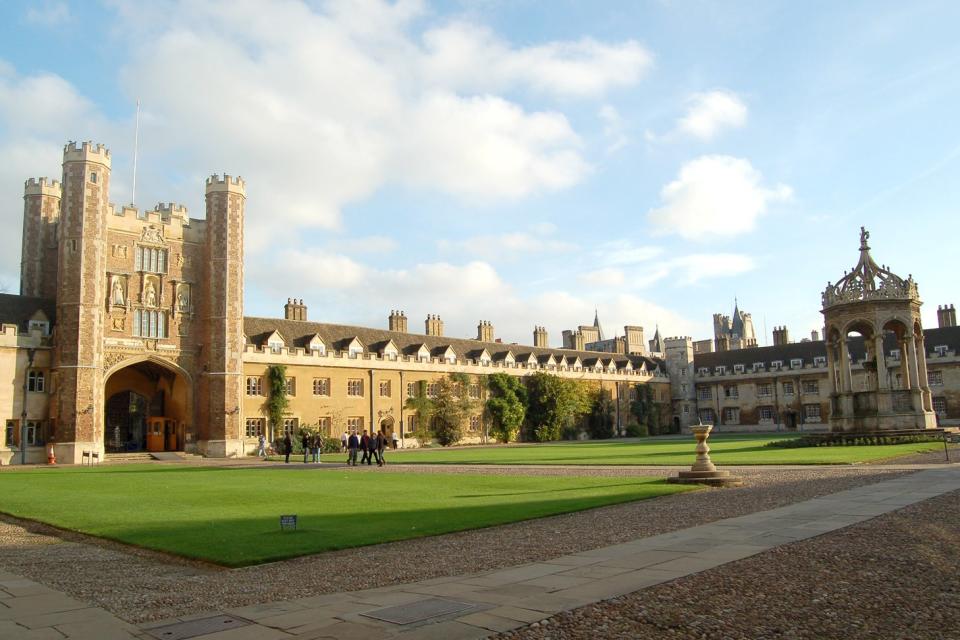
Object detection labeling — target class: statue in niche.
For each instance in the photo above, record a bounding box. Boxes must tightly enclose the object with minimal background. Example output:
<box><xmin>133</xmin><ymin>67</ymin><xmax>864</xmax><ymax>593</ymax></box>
<box><xmin>177</xmin><ymin>285</ymin><xmax>190</xmax><ymax>311</ymax></box>
<box><xmin>144</xmin><ymin>280</ymin><xmax>157</xmax><ymax>307</ymax></box>
<box><xmin>112</xmin><ymin>277</ymin><xmax>125</xmax><ymax>305</ymax></box>
<box><xmin>176</xmin><ymin>253</ymin><xmax>184</xmax><ymax>267</ymax></box>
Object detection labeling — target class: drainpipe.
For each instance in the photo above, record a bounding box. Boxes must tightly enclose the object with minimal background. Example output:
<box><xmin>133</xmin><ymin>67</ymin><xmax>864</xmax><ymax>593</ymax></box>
<box><xmin>20</xmin><ymin>348</ymin><xmax>36</xmax><ymax>465</ymax></box>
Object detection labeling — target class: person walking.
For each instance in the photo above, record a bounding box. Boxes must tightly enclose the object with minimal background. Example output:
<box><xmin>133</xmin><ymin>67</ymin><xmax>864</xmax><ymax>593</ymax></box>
<box><xmin>256</xmin><ymin>433</ymin><xmax>267</xmax><ymax>458</ymax></box>
<box><xmin>360</xmin><ymin>430</ymin><xmax>371</xmax><ymax>465</ymax></box>
<box><xmin>376</xmin><ymin>429</ymin><xmax>387</xmax><ymax>467</ymax></box>
<box><xmin>302</xmin><ymin>432</ymin><xmax>311</xmax><ymax>463</ymax></box>
<box><xmin>391</xmin><ymin>430</ymin><xmax>399</xmax><ymax>450</ymax></box>
<box><xmin>312</xmin><ymin>433</ymin><xmax>323</xmax><ymax>463</ymax></box>
<box><xmin>347</xmin><ymin>431</ymin><xmax>359</xmax><ymax>466</ymax></box>
<box><xmin>340</xmin><ymin>431</ymin><xmax>348</xmax><ymax>453</ymax></box>
<box><xmin>283</xmin><ymin>433</ymin><xmax>292</xmax><ymax>464</ymax></box>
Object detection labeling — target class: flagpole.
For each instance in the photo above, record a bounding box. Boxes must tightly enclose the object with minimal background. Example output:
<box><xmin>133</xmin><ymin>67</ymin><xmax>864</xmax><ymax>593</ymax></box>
<box><xmin>132</xmin><ymin>98</ymin><xmax>140</xmax><ymax>206</ymax></box>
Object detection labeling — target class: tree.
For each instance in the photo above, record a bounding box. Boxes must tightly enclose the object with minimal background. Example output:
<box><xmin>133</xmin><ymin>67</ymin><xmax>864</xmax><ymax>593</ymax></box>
<box><xmin>430</xmin><ymin>373</ymin><xmax>477</xmax><ymax>446</ymax></box>
<box><xmin>486</xmin><ymin>373</ymin><xmax>527</xmax><ymax>443</ymax></box>
<box><xmin>265</xmin><ymin>365</ymin><xmax>289</xmax><ymax>441</ymax></box>
<box><xmin>630</xmin><ymin>383</ymin><xmax>660</xmax><ymax>436</ymax></box>
<box><xmin>404</xmin><ymin>380</ymin><xmax>436</xmax><ymax>444</ymax></box>
<box><xmin>525</xmin><ymin>373</ymin><xmax>591</xmax><ymax>442</ymax></box>
<box><xmin>586</xmin><ymin>388</ymin><xmax>616</xmax><ymax>439</ymax></box>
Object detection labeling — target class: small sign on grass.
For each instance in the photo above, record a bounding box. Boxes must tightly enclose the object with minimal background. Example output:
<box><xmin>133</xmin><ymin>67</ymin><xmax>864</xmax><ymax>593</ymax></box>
<box><xmin>279</xmin><ymin>514</ymin><xmax>297</xmax><ymax>531</ymax></box>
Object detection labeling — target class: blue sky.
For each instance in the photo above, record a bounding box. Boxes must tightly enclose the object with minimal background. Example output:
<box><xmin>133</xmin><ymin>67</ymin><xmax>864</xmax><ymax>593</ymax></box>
<box><xmin>0</xmin><ymin>0</ymin><xmax>957</xmax><ymax>346</ymax></box>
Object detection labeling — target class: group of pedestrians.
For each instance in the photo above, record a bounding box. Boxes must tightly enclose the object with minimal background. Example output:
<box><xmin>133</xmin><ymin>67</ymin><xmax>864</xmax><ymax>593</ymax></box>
<box><xmin>274</xmin><ymin>431</ymin><xmax>325</xmax><ymax>464</ymax></box>
<box><xmin>343</xmin><ymin>429</ymin><xmax>389</xmax><ymax>466</ymax></box>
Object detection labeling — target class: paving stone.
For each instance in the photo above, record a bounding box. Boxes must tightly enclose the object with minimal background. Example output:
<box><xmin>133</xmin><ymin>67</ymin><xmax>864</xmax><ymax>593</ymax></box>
<box><xmin>16</xmin><ymin>606</ymin><xmax>127</xmax><ymax>630</ymax></box>
<box><xmin>56</xmin><ymin>618</ymin><xmax>141</xmax><ymax>639</ymax></box>
<box><xmin>457</xmin><ymin>610</ymin><xmax>525</xmax><ymax>633</ymax></box>
<box><xmin>597</xmin><ymin>549</ymin><xmax>687</xmax><ymax>570</ymax></box>
<box><xmin>0</xmin><ymin>593</ymin><xmax>88</xmax><ymax>617</ymax></box>
<box><xmin>177</xmin><ymin>625</ymin><xmax>290</xmax><ymax>640</ymax></box>
<box><xmin>557</xmin><ymin>565</ymin><xmax>633</xmax><ymax>579</ymax></box>
<box><xmin>519</xmin><ymin>574</ymin><xmax>594</xmax><ymax>592</ymax></box>
<box><xmin>393</xmin><ymin>619</ymin><xmax>489</xmax><ymax>640</ymax></box>
<box><xmin>481</xmin><ymin>606</ymin><xmax>547</xmax><ymax>624</ymax></box>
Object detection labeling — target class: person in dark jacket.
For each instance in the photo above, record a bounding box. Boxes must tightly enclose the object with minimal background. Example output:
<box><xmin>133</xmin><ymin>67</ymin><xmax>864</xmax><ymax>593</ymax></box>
<box><xmin>376</xmin><ymin>430</ymin><xmax>387</xmax><ymax>467</ymax></box>
<box><xmin>283</xmin><ymin>433</ymin><xmax>292</xmax><ymax>464</ymax></box>
<box><xmin>360</xmin><ymin>430</ymin><xmax>371</xmax><ymax>465</ymax></box>
<box><xmin>302</xmin><ymin>432</ymin><xmax>311</xmax><ymax>463</ymax></box>
<box><xmin>347</xmin><ymin>432</ymin><xmax>359</xmax><ymax>465</ymax></box>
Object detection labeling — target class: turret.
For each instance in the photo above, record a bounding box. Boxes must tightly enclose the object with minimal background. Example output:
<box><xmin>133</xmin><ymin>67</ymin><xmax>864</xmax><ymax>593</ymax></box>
<box><xmin>21</xmin><ymin>177</ymin><xmax>62</xmax><ymax>298</ymax></box>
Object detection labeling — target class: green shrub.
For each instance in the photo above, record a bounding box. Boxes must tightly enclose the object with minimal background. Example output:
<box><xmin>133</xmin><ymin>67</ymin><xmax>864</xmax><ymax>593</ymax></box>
<box><xmin>625</xmin><ymin>421</ymin><xmax>649</xmax><ymax>438</ymax></box>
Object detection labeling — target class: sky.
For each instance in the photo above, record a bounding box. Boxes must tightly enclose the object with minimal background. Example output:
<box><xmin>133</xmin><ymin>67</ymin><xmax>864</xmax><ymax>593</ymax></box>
<box><xmin>0</xmin><ymin>0</ymin><xmax>957</xmax><ymax>347</ymax></box>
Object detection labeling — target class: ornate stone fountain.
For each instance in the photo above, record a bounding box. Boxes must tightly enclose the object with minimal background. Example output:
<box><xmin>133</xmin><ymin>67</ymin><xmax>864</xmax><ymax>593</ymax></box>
<box><xmin>668</xmin><ymin>423</ymin><xmax>743</xmax><ymax>487</ymax></box>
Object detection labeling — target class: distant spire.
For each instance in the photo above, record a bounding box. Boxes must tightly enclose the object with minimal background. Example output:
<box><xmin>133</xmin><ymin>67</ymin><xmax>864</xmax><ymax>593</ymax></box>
<box><xmin>593</xmin><ymin>307</ymin><xmax>605</xmax><ymax>341</ymax></box>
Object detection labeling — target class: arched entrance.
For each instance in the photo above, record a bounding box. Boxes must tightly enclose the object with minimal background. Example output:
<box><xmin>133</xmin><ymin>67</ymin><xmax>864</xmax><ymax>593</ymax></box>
<box><xmin>104</xmin><ymin>358</ymin><xmax>191</xmax><ymax>453</ymax></box>
<box><xmin>379</xmin><ymin>416</ymin><xmax>395</xmax><ymax>440</ymax></box>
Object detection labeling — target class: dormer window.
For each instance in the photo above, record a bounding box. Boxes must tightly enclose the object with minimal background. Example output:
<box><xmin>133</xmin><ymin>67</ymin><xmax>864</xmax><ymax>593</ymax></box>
<box><xmin>790</xmin><ymin>358</ymin><xmax>803</xmax><ymax>369</ymax></box>
<box><xmin>890</xmin><ymin>349</ymin><xmax>900</xmax><ymax>360</ymax></box>
<box><xmin>752</xmin><ymin>362</ymin><xmax>764</xmax><ymax>372</ymax></box>
<box><xmin>733</xmin><ymin>364</ymin><xmax>745</xmax><ymax>374</ymax></box>
<box><xmin>269</xmin><ymin>341</ymin><xmax>283</xmax><ymax>354</ymax></box>
<box><xmin>814</xmin><ymin>356</ymin><xmax>826</xmax><ymax>367</ymax></box>
<box><xmin>934</xmin><ymin>345</ymin><xmax>948</xmax><ymax>357</ymax></box>
<box><xmin>698</xmin><ymin>367</ymin><xmax>709</xmax><ymax>376</ymax></box>
<box><xmin>715</xmin><ymin>366</ymin><xmax>726</xmax><ymax>375</ymax></box>
<box><xmin>771</xmin><ymin>360</ymin><xmax>782</xmax><ymax>371</ymax></box>
<box><xmin>28</xmin><ymin>320</ymin><xmax>49</xmax><ymax>336</ymax></box>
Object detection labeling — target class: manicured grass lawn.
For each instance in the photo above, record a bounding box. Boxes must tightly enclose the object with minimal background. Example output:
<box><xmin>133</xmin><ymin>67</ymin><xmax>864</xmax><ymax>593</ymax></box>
<box><xmin>384</xmin><ymin>434</ymin><xmax>946</xmax><ymax>466</ymax></box>
<box><xmin>0</xmin><ymin>466</ymin><xmax>692</xmax><ymax>566</ymax></box>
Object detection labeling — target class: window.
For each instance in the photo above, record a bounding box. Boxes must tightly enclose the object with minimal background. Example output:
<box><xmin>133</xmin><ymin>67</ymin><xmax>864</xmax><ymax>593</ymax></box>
<box><xmin>770</xmin><ymin>360</ymin><xmax>782</xmax><ymax>371</ymax></box>
<box><xmin>629</xmin><ymin>387</ymin><xmax>638</xmax><ymax>401</ymax></box>
<box><xmin>802</xmin><ymin>380</ymin><xmax>819</xmax><ymax>395</ymax></box>
<box><xmin>699</xmin><ymin>409</ymin><xmax>715</xmax><ymax>424</ymax></box>
<box><xmin>134</xmin><ymin>246</ymin><xmax>168</xmax><ymax>273</ymax></box>
<box><xmin>282</xmin><ymin>418</ymin><xmax>298</xmax><ymax>436</ymax></box>
<box><xmin>782</xmin><ymin>382</ymin><xmax>795</xmax><ymax>396</ymax></box>
<box><xmin>698</xmin><ymin>367</ymin><xmax>709</xmax><ymax>376</ymax></box>
<box><xmin>246</xmin><ymin>376</ymin><xmax>263</xmax><ymax>396</ymax></box>
<box><xmin>426</xmin><ymin>382</ymin><xmax>439</xmax><ymax>398</ymax></box>
<box><xmin>715</xmin><ymin>366</ymin><xmax>726</xmax><ymax>375</ymax></box>
<box><xmin>757</xmin><ymin>383</ymin><xmax>772</xmax><ymax>397</ymax></box>
<box><xmin>723</xmin><ymin>385</ymin><xmax>739</xmax><ymax>399</ymax></box>
<box><xmin>758</xmin><ymin>406</ymin><xmax>775</xmax><ymax>422</ymax></box>
<box><xmin>734</xmin><ymin>364</ymin><xmax>745</xmax><ymax>374</ymax></box>
<box><xmin>469</xmin><ymin>384</ymin><xmax>481</xmax><ymax>399</ymax></box>
<box><xmin>347</xmin><ymin>379</ymin><xmax>363</xmax><ymax>396</ymax></box>
<box><xmin>680</xmin><ymin>383</ymin><xmax>688</xmax><ymax>394</ymax></box>
<box><xmin>469</xmin><ymin>415</ymin><xmax>481</xmax><ymax>432</ymax></box>
<box><xmin>889</xmin><ymin>349</ymin><xmax>900</xmax><ymax>360</ymax></box>
<box><xmin>697</xmin><ymin>387</ymin><xmax>711</xmax><ymax>401</ymax></box>
<box><xmin>379</xmin><ymin>380</ymin><xmax>391</xmax><ymax>397</ymax></box>
<box><xmin>133</xmin><ymin>309</ymin><xmax>167</xmax><ymax>338</ymax></box>
<box><xmin>679</xmin><ymin>367</ymin><xmax>687</xmax><ymax>377</ymax></box>
<box><xmin>803</xmin><ymin>404</ymin><xmax>821</xmax><ymax>422</ymax></box>
<box><xmin>25</xmin><ymin>420</ymin><xmax>42</xmax><ymax>445</ymax></box>
<box><xmin>245</xmin><ymin>418</ymin><xmax>264</xmax><ymax>438</ymax></box>
<box><xmin>89</xmin><ymin>171</ymin><xmax>97</xmax><ymax>183</ymax></box>
<box><xmin>407</xmin><ymin>382</ymin><xmax>416</xmax><ymax>398</ymax></box>
<box><xmin>285</xmin><ymin>377</ymin><xmax>296</xmax><ymax>396</ymax></box>
<box><xmin>313</xmin><ymin>378</ymin><xmax>330</xmax><ymax>396</ymax></box>
<box><xmin>723</xmin><ymin>407</ymin><xmax>739</xmax><ymax>424</ymax></box>
<box><xmin>752</xmin><ymin>362</ymin><xmax>765</xmax><ymax>372</ymax></box>
<box><xmin>934</xmin><ymin>345</ymin><xmax>948</xmax><ymax>357</ymax></box>
<box><xmin>4</xmin><ymin>420</ymin><xmax>14</xmax><ymax>446</ymax></box>
<box><xmin>683</xmin><ymin>404</ymin><xmax>689</xmax><ymax>414</ymax></box>
<box><xmin>317</xmin><ymin>416</ymin><xmax>332</xmax><ymax>436</ymax></box>
<box><xmin>928</xmin><ymin>371</ymin><xmax>943</xmax><ymax>386</ymax></box>
<box><xmin>27</xmin><ymin>370</ymin><xmax>45</xmax><ymax>393</ymax></box>
<box><xmin>933</xmin><ymin>397</ymin><xmax>947</xmax><ymax>415</ymax></box>
<box><xmin>813</xmin><ymin>356</ymin><xmax>826</xmax><ymax>367</ymax></box>
<box><xmin>347</xmin><ymin>416</ymin><xmax>363</xmax><ymax>433</ymax></box>
<box><xmin>28</xmin><ymin>320</ymin><xmax>49</xmax><ymax>335</ymax></box>
<box><xmin>791</xmin><ymin>358</ymin><xmax>803</xmax><ymax>369</ymax></box>
<box><xmin>269</xmin><ymin>341</ymin><xmax>283</xmax><ymax>354</ymax></box>
<box><xmin>407</xmin><ymin>415</ymin><xmax>417</xmax><ymax>434</ymax></box>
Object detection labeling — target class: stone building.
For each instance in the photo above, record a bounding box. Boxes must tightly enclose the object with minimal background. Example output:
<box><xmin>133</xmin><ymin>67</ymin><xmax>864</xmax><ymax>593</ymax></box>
<box><xmin>0</xmin><ymin>141</ymin><xmax>670</xmax><ymax>464</ymax></box>
<box><xmin>713</xmin><ymin>300</ymin><xmax>757</xmax><ymax>351</ymax></box>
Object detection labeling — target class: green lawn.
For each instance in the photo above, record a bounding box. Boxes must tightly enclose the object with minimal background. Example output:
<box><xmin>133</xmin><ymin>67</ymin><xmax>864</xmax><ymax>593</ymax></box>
<box><xmin>383</xmin><ymin>434</ymin><xmax>946</xmax><ymax>466</ymax></box>
<box><xmin>0</xmin><ymin>466</ymin><xmax>691</xmax><ymax>566</ymax></box>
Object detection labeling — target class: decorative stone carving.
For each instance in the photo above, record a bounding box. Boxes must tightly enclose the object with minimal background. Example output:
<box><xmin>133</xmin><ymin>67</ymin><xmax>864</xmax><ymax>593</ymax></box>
<box><xmin>111</xmin><ymin>275</ymin><xmax>125</xmax><ymax>306</ymax></box>
<box><xmin>140</xmin><ymin>224</ymin><xmax>164</xmax><ymax>245</ymax></box>
<box><xmin>144</xmin><ymin>280</ymin><xmax>157</xmax><ymax>307</ymax></box>
<box><xmin>176</xmin><ymin>253</ymin><xmax>184</xmax><ymax>267</ymax></box>
<box><xmin>111</xmin><ymin>315</ymin><xmax>125</xmax><ymax>331</ymax></box>
<box><xmin>111</xmin><ymin>244</ymin><xmax>128</xmax><ymax>258</ymax></box>
<box><xmin>822</xmin><ymin>227</ymin><xmax>919</xmax><ymax>310</ymax></box>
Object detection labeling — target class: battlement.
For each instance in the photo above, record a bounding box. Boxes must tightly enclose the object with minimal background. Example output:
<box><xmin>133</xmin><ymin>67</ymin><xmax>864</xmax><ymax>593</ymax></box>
<box><xmin>63</xmin><ymin>141</ymin><xmax>111</xmax><ymax>167</ymax></box>
<box><xmin>24</xmin><ymin>177</ymin><xmax>62</xmax><ymax>197</ymax></box>
<box><xmin>205</xmin><ymin>174</ymin><xmax>246</xmax><ymax>194</ymax></box>
<box><xmin>155</xmin><ymin>202</ymin><xmax>189</xmax><ymax>220</ymax></box>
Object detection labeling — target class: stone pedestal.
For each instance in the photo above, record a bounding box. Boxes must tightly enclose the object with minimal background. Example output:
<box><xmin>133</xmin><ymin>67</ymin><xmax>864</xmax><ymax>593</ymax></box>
<box><xmin>668</xmin><ymin>424</ymin><xmax>743</xmax><ymax>487</ymax></box>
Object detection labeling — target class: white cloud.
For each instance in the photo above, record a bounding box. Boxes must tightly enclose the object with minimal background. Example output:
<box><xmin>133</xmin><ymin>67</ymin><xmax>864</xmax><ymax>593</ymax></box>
<box><xmin>599</xmin><ymin>104</ymin><xmax>628</xmax><ymax>153</ymax></box>
<box><xmin>439</xmin><ymin>226</ymin><xmax>577</xmax><ymax>260</ymax></box>
<box><xmin>647</xmin><ymin>155</ymin><xmax>792</xmax><ymax>240</ymax></box>
<box><xmin>421</xmin><ymin>22</ymin><xmax>652</xmax><ymax>98</ymax></box>
<box><xmin>668</xmin><ymin>253</ymin><xmax>755</xmax><ymax>284</ymax></box>
<box><xmin>328</xmin><ymin>236</ymin><xmax>397</xmax><ymax>254</ymax></box>
<box><xmin>579</xmin><ymin>268</ymin><xmax>625</xmax><ymax>287</ymax></box>
<box><xmin>598</xmin><ymin>240</ymin><xmax>663</xmax><ymax>266</ymax></box>
<box><xmin>25</xmin><ymin>2</ymin><xmax>71</xmax><ymax>26</ymax></box>
<box><xmin>677</xmin><ymin>90</ymin><xmax>748</xmax><ymax>140</ymax></box>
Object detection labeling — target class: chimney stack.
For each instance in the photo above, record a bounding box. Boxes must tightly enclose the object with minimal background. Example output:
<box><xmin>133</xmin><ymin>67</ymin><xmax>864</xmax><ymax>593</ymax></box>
<box><xmin>284</xmin><ymin>297</ymin><xmax>307</xmax><ymax>321</ymax></box>
<box><xmin>772</xmin><ymin>325</ymin><xmax>790</xmax><ymax>346</ymax></box>
<box><xmin>477</xmin><ymin>320</ymin><xmax>494</xmax><ymax>342</ymax></box>
<box><xmin>533</xmin><ymin>325</ymin><xmax>548</xmax><ymax>348</ymax></box>
<box><xmin>938</xmin><ymin>304</ymin><xmax>957</xmax><ymax>328</ymax></box>
<box><xmin>811</xmin><ymin>329</ymin><xmax>820</xmax><ymax>342</ymax></box>
<box><xmin>425</xmin><ymin>314</ymin><xmax>444</xmax><ymax>337</ymax></box>
<box><xmin>389</xmin><ymin>310</ymin><xmax>408</xmax><ymax>333</ymax></box>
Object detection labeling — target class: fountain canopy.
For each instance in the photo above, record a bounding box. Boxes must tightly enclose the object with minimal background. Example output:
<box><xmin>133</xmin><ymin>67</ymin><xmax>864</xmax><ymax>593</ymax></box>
<box><xmin>821</xmin><ymin>227</ymin><xmax>919</xmax><ymax>311</ymax></box>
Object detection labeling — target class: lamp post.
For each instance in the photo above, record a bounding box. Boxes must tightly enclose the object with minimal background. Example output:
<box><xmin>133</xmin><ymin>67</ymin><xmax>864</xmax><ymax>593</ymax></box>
<box><xmin>20</xmin><ymin>348</ymin><xmax>36</xmax><ymax>465</ymax></box>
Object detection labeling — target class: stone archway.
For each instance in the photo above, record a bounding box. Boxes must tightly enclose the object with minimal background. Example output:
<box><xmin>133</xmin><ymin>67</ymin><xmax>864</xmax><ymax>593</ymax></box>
<box><xmin>103</xmin><ymin>357</ymin><xmax>192</xmax><ymax>452</ymax></box>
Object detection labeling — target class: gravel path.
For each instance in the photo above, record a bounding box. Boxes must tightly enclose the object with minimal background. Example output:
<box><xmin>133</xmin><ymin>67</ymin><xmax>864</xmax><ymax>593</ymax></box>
<box><xmin>496</xmin><ymin>488</ymin><xmax>960</xmax><ymax>640</ymax></box>
<box><xmin>0</xmin><ymin>466</ymin><xmax>912</xmax><ymax>624</ymax></box>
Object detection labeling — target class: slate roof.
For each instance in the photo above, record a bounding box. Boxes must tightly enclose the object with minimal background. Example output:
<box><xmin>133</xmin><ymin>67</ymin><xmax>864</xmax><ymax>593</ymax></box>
<box><xmin>0</xmin><ymin>294</ymin><xmax>56</xmax><ymax>333</ymax></box>
<box><xmin>243</xmin><ymin>316</ymin><xmax>663</xmax><ymax>372</ymax></box>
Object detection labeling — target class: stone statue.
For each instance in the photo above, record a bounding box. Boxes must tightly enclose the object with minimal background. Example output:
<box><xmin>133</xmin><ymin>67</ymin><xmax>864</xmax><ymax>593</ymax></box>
<box><xmin>112</xmin><ymin>278</ymin><xmax>125</xmax><ymax>305</ymax></box>
<box><xmin>177</xmin><ymin>286</ymin><xmax>189</xmax><ymax>310</ymax></box>
<box><xmin>144</xmin><ymin>281</ymin><xmax>157</xmax><ymax>307</ymax></box>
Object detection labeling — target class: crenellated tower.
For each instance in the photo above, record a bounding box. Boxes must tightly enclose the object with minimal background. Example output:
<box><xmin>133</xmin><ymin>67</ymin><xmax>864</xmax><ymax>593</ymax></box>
<box><xmin>52</xmin><ymin>142</ymin><xmax>111</xmax><ymax>462</ymax></box>
<box><xmin>198</xmin><ymin>174</ymin><xmax>246</xmax><ymax>457</ymax></box>
<box><xmin>21</xmin><ymin>178</ymin><xmax>62</xmax><ymax>299</ymax></box>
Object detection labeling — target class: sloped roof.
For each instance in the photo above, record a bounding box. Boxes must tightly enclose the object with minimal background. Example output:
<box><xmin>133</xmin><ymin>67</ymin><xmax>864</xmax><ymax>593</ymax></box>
<box><xmin>0</xmin><ymin>294</ymin><xmax>56</xmax><ymax>333</ymax></box>
<box><xmin>242</xmin><ymin>316</ymin><xmax>661</xmax><ymax>371</ymax></box>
